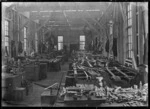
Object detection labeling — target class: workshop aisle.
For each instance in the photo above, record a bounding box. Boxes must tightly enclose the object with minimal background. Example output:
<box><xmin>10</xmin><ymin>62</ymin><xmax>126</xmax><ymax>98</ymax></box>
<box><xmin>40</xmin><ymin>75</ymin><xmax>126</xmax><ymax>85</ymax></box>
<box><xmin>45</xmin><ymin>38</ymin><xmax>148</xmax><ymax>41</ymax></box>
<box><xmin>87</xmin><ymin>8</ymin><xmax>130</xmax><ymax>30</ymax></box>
<box><xmin>2</xmin><ymin>62</ymin><xmax>69</xmax><ymax>107</ymax></box>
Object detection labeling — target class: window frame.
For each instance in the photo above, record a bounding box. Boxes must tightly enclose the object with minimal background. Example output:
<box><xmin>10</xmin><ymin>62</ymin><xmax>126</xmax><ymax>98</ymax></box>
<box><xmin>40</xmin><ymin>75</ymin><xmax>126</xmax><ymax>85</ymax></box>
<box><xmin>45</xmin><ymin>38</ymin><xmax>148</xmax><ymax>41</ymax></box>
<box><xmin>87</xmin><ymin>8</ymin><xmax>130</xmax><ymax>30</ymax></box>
<box><xmin>79</xmin><ymin>35</ymin><xmax>85</xmax><ymax>50</ymax></box>
<box><xmin>126</xmin><ymin>3</ymin><xmax>133</xmax><ymax>59</ymax></box>
<box><xmin>5</xmin><ymin>20</ymin><xmax>10</xmax><ymax>56</ymax></box>
<box><xmin>35</xmin><ymin>33</ymin><xmax>38</xmax><ymax>52</ymax></box>
<box><xmin>58</xmin><ymin>36</ymin><xmax>63</xmax><ymax>50</ymax></box>
<box><xmin>24</xmin><ymin>27</ymin><xmax>27</xmax><ymax>52</ymax></box>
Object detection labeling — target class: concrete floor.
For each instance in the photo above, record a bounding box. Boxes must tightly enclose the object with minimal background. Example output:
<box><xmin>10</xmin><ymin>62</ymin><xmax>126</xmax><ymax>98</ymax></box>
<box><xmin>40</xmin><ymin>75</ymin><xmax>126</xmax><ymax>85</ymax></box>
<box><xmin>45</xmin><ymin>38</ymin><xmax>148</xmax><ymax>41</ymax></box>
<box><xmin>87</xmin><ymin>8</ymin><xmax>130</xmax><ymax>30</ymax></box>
<box><xmin>2</xmin><ymin>61</ymin><xmax>69</xmax><ymax>107</ymax></box>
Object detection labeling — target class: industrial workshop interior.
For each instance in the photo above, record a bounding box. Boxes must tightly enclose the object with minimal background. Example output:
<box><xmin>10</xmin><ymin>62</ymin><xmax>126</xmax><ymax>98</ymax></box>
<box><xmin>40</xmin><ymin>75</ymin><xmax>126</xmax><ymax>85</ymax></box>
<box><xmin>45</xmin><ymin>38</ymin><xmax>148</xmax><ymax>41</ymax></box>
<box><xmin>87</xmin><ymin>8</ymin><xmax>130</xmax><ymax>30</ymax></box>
<box><xmin>2</xmin><ymin>2</ymin><xmax>148</xmax><ymax>107</ymax></box>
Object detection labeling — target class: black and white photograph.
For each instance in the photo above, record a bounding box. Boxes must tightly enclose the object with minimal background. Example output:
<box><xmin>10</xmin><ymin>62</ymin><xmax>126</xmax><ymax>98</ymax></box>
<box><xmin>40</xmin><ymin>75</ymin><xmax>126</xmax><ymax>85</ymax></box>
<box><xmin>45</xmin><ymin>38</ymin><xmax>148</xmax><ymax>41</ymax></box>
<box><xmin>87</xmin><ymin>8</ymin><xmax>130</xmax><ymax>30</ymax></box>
<box><xmin>1</xmin><ymin>1</ymin><xmax>148</xmax><ymax>107</ymax></box>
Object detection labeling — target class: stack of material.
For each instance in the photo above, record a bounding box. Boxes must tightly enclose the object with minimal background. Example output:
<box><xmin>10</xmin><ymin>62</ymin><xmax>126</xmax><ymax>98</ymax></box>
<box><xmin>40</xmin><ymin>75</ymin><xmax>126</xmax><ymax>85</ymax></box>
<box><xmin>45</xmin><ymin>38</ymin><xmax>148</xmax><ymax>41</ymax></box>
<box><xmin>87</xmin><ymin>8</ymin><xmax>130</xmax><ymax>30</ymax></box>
<box><xmin>63</xmin><ymin>84</ymin><xmax>107</xmax><ymax>105</ymax></box>
<box><xmin>106</xmin><ymin>83</ymin><xmax>148</xmax><ymax>105</ymax></box>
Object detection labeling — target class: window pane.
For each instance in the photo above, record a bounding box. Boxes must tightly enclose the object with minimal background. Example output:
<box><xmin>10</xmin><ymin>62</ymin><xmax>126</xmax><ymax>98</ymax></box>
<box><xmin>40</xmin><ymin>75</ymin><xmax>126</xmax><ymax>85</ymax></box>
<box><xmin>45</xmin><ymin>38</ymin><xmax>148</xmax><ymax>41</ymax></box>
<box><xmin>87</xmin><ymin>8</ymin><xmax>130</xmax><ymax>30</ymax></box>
<box><xmin>58</xmin><ymin>43</ymin><xmax>63</xmax><ymax>50</ymax></box>
<box><xmin>5</xmin><ymin>20</ymin><xmax>8</xmax><ymax>27</ymax></box>
<box><xmin>80</xmin><ymin>44</ymin><xmax>85</xmax><ymax>50</ymax></box>
<box><xmin>58</xmin><ymin>36</ymin><xmax>63</xmax><ymax>42</ymax></box>
<box><xmin>5</xmin><ymin>37</ymin><xmax>8</xmax><ymax>42</ymax></box>
<box><xmin>128</xmin><ymin>4</ymin><xmax>130</xmax><ymax>11</ymax></box>
<box><xmin>5</xmin><ymin>42</ymin><xmax>8</xmax><ymax>47</ymax></box>
<box><xmin>5</xmin><ymin>20</ymin><xmax>9</xmax><ymax>36</ymax></box>
<box><xmin>24</xmin><ymin>27</ymin><xmax>27</xmax><ymax>38</ymax></box>
<box><xmin>128</xmin><ymin>19</ymin><xmax>130</xmax><ymax>26</ymax></box>
<box><xmin>24</xmin><ymin>42</ymin><xmax>26</xmax><ymax>47</ymax></box>
<box><xmin>128</xmin><ymin>19</ymin><xmax>132</xmax><ymax>26</ymax></box>
<box><xmin>130</xmin><ymin>36</ymin><xmax>132</xmax><ymax>43</ymax></box>
<box><xmin>128</xmin><ymin>28</ymin><xmax>130</xmax><ymax>35</ymax></box>
<box><xmin>80</xmin><ymin>35</ymin><xmax>85</xmax><ymax>41</ymax></box>
<box><xmin>128</xmin><ymin>4</ymin><xmax>131</xmax><ymax>11</ymax></box>
<box><xmin>130</xmin><ymin>11</ymin><xmax>132</xmax><ymax>18</ymax></box>
<box><xmin>129</xmin><ymin>44</ymin><xmax>132</xmax><ymax>51</ymax></box>
<box><xmin>128</xmin><ymin>12</ymin><xmax>130</xmax><ymax>18</ymax></box>
<box><xmin>80</xmin><ymin>42</ymin><xmax>85</xmax><ymax>45</ymax></box>
<box><xmin>36</xmin><ymin>41</ymin><xmax>38</xmax><ymax>52</ymax></box>
<box><xmin>130</xmin><ymin>18</ymin><xmax>132</xmax><ymax>25</ymax></box>
<box><xmin>129</xmin><ymin>36</ymin><xmax>131</xmax><ymax>43</ymax></box>
<box><xmin>130</xmin><ymin>44</ymin><xmax>132</xmax><ymax>50</ymax></box>
<box><xmin>128</xmin><ymin>36</ymin><xmax>130</xmax><ymax>43</ymax></box>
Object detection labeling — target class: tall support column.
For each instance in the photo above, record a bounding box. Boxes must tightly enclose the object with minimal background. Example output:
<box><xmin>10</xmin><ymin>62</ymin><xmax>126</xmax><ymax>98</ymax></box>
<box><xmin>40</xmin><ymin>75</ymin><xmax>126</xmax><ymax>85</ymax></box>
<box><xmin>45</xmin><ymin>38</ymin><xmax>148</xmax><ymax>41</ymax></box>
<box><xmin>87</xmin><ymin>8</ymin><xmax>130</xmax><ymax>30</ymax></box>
<box><xmin>2</xmin><ymin>4</ymin><xmax>6</xmax><ymax>64</ymax></box>
<box><xmin>142</xmin><ymin>3</ymin><xmax>148</xmax><ymax>65</ymax></box>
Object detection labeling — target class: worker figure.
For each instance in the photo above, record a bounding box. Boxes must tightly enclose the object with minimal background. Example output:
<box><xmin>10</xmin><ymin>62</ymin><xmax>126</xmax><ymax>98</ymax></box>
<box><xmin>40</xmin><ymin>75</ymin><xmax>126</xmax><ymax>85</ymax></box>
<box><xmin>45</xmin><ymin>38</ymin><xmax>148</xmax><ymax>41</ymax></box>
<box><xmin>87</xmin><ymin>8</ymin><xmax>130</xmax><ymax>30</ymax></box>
<box><xmin>132</xmin><ymin>64</ymin><xmax>148</xmax><ymax>87</ymax></box>
<box><xmin>138</xmin><ymin>64</ymin><xmax>148</xmax><ymax>85</ymax></box>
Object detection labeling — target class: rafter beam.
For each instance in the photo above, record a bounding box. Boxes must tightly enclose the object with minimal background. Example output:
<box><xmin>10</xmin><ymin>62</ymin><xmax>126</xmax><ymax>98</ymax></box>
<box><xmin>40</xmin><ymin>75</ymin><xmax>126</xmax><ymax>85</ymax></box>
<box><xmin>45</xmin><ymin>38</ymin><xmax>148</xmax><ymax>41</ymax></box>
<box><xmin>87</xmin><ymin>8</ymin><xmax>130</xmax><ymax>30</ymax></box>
<box><xmin>81</xmin><ymin>15</ymin><xmax>100</xmax><ymax>35</ymax></box>
<box><xmin>76</xmin><ymin>2</ymin><xmax>103</xmax><ymax>35</ymax></box>
<box><xmin>59</xmin><ymin>2</ymin><xmax>71</xmax><ymax>27</ymax></box>
<box><xmin>36</xmin><ymin>17</ymin><xmax>51</xmax><ymax>32</ymax></box>
<box><xmin>20</xmin><ymin>20</ymin><xmax>29</xmax><ymax>30</ymax></box>
<box><xmin>44</xmin><ymin>28</ymin><xmax>51</xmax><ymax>35</ymax></box>
<box><xmin>86</xmin><ymin>11</ymin><xmax>107</xmax><ymax>31</ymax></box>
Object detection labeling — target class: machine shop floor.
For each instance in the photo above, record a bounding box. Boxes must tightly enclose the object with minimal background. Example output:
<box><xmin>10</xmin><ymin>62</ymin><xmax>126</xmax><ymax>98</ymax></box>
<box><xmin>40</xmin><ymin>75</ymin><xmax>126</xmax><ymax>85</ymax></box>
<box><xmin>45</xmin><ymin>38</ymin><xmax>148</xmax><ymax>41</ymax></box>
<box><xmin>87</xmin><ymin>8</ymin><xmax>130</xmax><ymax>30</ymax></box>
<box><xmin>2</xmin><ymin>61</ymin><xmax>131</xmax><ymax>107</ymax></box>
<box><xmin>2</xmin><ymin>62</ymin><xmax>69</xmax><ymax>107</ymax></box>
